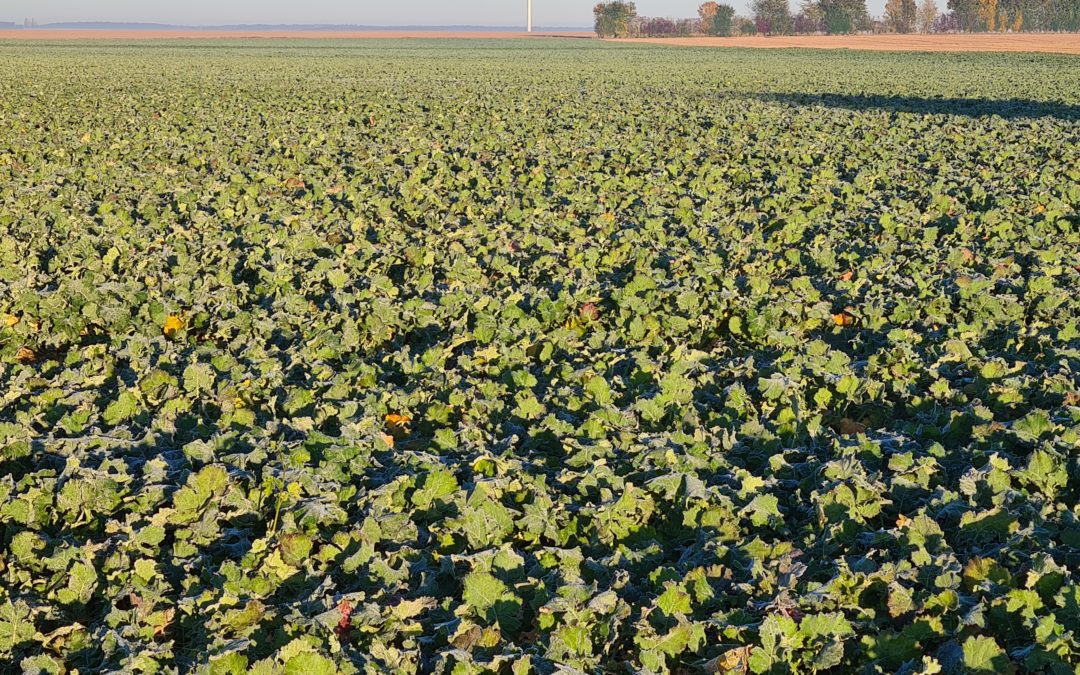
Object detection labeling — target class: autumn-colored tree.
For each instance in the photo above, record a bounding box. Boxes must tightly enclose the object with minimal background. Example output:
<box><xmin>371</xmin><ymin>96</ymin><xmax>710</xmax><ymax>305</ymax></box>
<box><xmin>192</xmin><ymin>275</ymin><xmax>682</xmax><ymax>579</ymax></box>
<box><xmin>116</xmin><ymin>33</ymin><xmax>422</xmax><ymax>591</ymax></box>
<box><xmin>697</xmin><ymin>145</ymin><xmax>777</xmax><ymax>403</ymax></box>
<box><xmin>699</xmin><ymin>1</ymin><xmax>720</xmax><ymax>29</ymax></box>
<box><xmin>1011</xmin><ymin>9</ymin><xmax>1022</xmax><ymax>30</ymax></box>
<box><xmin>885</xmin><ymin>0</ymin><xmax>918</xmax><ymax>31</ymax></box>
<box><xmin>977</xmin><ymin>0</ymin><xmax>999</xmax><ymax>29</ymax></box>
<box><xmin>916</xmin><ymin>0</ymin><xmax>939</xmax><ymax>31</ymax></box>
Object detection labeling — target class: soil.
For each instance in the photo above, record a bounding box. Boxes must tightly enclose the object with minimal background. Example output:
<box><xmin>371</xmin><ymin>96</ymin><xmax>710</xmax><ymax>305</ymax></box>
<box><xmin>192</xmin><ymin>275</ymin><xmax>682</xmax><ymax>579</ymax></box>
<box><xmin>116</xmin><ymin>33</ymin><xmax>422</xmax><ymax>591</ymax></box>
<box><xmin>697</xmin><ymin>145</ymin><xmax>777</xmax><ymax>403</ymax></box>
<box><xmin>0</xmin><ymin>29</ymin><xmax>1074</xmax><ymax>56</ymax></box>
<box><xmin>618</xmin><ymin>33</ymin><xmax>1080</xmax><ymax>55</ymax></box>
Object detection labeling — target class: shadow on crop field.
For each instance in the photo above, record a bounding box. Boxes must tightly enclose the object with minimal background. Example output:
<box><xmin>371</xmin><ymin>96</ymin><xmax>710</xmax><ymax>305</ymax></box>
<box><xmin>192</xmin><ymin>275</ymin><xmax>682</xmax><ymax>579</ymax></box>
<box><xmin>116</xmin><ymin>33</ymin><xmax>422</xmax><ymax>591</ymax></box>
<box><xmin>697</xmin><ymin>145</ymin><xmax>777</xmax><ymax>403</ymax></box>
<box><xmin>755</xmin><ymin>93</ymin><xmax>1080</xmax><ymax>120</ymax></box>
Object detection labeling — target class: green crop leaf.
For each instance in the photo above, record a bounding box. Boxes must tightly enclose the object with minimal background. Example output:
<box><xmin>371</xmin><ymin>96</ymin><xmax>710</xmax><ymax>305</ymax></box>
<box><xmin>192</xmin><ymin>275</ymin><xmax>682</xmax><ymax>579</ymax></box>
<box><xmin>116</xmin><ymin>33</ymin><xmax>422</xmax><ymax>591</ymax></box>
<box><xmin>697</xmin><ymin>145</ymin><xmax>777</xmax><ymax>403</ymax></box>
<box><xmin>461</xmin><ymin>486</ymin><xmax>515</xmax><ymax>549</ymax></box>
<box><xmin>1017</xmin><ymin>449</ymin><xmax>1068</xmax><ymax>498</ymax></box>
<box><xmin>462</xmin><ymin>571</ymin><xmax>520</xmax><ymax>631</ymax></box>
<box><xmin>284</xmin><ymin>652</ymin><xmax>337</xmax><ymax>675</ymax></box>
<box><xmin>462</xmin><ymin>572</ymin><xmax>506</xmax><ymax>612</ymax></box>
<box><xmin>183</xmin><ymin>363</ymin><xmax>216</xmax><ymax>395</ymax></box>
<box><xmin>638</xmin><ymin>619</ymin><xmax>707</xmax><ymax>657</ymax></box>
<box><xmin>411</xmin><ymin>469</ymin><xmax>459</xmax><ymax>510</ymax></box>
<box><xmin>585</xmin><ymin>375</ymin><xmax>613</xmax><ymax>405</ymax></box>
<box><xmin>2</xmin><ymin>39</ymin><xmax>1079</xmax><ymax>674</ymax></box>
<box><xmin>56</xmin><ymin>562</ymin><xmax>98</xmax><ymax>605</ymax></box>
<box><xmin>963</xmin><ymin>635</ymin><xmax>1008</xmax><ymax>673</ymax></box>
<box><xmin>0</xmin><ymin>600</ymin><xmax>36</xmax><ymax>654</ymax></box>
<box><xmin>103</xmin><ymin>390</ymin><xmax>140</xmax><ymax>426</ymax></box>
<box><xmin>656</xmin><ymin>581</ymin><xmax>693</xmax><ymax>617</ymax></box>
<box><xmin>555</xmin><ymin>625</ymin><xmax>593</xmax><ymax>657</ymax></box>
<box><xmin>1013</xmin><ymin>410</ymin><xmax>1054</xmax><ymax>441</ymax></box>
<box><xmin>799</xmin><ymin>612</ymin><xmax>854</xmax><ymax>640</ymax></box>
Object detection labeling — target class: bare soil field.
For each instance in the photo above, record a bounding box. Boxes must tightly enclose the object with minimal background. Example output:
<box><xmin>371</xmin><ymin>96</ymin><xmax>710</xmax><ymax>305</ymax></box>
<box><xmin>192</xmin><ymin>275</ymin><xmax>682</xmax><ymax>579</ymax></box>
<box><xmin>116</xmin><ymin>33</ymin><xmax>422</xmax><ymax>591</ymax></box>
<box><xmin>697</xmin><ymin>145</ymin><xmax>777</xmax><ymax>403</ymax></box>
<box><xmin>0</xmin><ymin>29</ymin><xmax>592</xmax><ymax>41</ymax></box>
<box><xmin>621</xmin><ymin>33</ymin><xmax>1080</xmax><ymax>55</ymax></box>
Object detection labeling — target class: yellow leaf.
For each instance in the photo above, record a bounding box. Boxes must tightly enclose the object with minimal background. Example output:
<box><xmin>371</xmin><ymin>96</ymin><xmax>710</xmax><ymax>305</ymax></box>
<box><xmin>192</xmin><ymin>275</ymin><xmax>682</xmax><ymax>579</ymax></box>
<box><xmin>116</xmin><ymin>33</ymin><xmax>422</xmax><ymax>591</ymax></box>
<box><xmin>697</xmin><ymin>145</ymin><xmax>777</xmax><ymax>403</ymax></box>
<box><xmin>380</xmin><ymin>433</ymin><xmax>395</xmax><ymax>448</ymax></box>
<box><xmin>2</xmin><ymin>313</ymin><xmax>18</xmax><ymax>328</ymax></box>
<box><xmin>163</xmin><ymin>315</ymin><xmax>184</xmax><ymax>338</ymax></box>
<box><xmin>16</xmin><ymin>346</ymin><xmax>36</xmax><ymax>363</ymax></box>
<box><xmin>896</xmin><ymin>514</ymin><xmax>911</xmax><ymax>529</ymax></box>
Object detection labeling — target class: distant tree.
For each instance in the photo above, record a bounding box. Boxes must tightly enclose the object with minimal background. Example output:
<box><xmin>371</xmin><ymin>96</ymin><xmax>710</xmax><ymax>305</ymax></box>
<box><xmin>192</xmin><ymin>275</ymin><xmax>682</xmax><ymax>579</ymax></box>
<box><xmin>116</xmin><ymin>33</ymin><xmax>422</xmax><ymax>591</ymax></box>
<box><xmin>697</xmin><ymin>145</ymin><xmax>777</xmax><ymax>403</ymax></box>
<box><xmin>1011</xmin><ymin>8</ymin><xmax>1022</xmax><ymax>30</ymax></box>
<box><xmin>593</xmin><ymin>2</ymin><xmax>638</xmax><ymax>37</ymax></box>
<box><xmin>795</xmin><ymin>0</ymin><xmax>826</xmax><ymax>32</ymax></box>
<box><xmin>977</xmin><ymin>0</ymin><xmax>999</xmax><ymax>29</ymax></box>
<box><xmin>993</xmin><ymin>0</ymin><xmax>1023</xmax><ymax>30</ymax></box>
<box><xmin>752</xmin><ymin>0</ymin><xmax>794</xmax><ymax>34</ymax></box>
<box><xmin>916</xmin><ymin>0</ymin><xmax>939</xmax><ymax>31</ymax></box>
<box><xmin>733</xmin><ymin>15</ymin><xmax>759</xmax><ymax>33</ymax></box>
<box><xmin>947</xmin><ymin>0</ymin><xmax>980</xmax><ymax>29</ymax></box>
<box><xmin>699</xmin><ymin>2</ymin><xmax>737</xmax><ymax>34</ymax></box>
<box><xmin>933</xmin><ymin>10</ymin><xmax>962</xmax><ymax>29</ymax></box>
<box><xmin>699</xmin><ymin>1</ymin><xmax>720</xmax><ymax>30</ymax></box>
<box><xmin>885</xmin><ymin>0</ymin><xmax>918</xmax><ymax>31</ymax></box>
<box><xmin>714</xmin><ymin>4</ymin><xmax>737</xmax><ymax>34</ymax></box>
<box><xmin>821</xmin><ymin>0</ymin><xmax>870</xmax><ymax>32</ymax></box>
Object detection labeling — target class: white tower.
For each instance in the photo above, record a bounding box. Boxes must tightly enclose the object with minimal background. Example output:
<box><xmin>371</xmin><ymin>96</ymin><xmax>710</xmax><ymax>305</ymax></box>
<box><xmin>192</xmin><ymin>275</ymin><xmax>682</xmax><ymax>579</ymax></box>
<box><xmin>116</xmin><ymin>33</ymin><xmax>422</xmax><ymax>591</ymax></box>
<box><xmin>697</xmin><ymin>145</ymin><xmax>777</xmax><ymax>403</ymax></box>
<box><xmin>527</xmin><ymin>0</ymin><xmax>533</xmax><ymax>32</ymax></box>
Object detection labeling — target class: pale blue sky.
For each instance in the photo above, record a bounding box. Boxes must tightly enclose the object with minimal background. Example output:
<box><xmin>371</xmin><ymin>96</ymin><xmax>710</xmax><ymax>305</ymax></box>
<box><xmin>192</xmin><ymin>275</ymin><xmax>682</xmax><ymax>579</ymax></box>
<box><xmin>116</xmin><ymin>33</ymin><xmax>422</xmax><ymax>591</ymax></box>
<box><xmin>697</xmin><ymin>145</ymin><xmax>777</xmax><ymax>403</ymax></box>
<box><xmin>5</xmin><ymin>0</ymin><xmax>891</xmax><ymax>27</ymax></box>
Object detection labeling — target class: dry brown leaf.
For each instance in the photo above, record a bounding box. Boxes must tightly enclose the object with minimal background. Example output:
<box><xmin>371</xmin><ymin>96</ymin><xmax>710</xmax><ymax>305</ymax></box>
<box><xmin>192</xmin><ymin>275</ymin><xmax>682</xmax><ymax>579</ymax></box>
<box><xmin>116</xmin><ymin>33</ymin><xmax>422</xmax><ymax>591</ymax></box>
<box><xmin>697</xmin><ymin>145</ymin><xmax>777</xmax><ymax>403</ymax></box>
<box><xmin>706</xmin><ymin>646</ymin><xmax>752</xmax><ymax>673</ymax></box>
<box><xmin>836</xmin><ymin>418</ymin><xmax>867</xmax><ymax>435</ymax></box>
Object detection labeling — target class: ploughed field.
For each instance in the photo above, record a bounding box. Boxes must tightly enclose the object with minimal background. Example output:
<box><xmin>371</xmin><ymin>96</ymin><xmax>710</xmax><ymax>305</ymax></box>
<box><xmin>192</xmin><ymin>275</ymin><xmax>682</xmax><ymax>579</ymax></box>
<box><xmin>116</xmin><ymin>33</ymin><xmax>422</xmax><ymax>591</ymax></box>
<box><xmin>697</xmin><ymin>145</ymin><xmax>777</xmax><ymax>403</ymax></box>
<box><xmin>0</xmin><ymin>40</ymin><xmax>1079</xmax><ymax>673</ymax></box>
<box><xmin>620</xmin><ymin>33</ymin><xmax>1080</xmax><ymax>55</ymax></box>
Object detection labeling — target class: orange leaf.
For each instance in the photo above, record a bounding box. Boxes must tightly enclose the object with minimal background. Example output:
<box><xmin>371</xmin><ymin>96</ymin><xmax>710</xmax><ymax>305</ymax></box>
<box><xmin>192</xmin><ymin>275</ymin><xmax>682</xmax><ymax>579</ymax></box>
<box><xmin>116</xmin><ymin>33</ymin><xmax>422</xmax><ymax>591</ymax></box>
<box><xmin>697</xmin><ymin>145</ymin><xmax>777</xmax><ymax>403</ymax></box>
<box><xmin>284</xmin><ymin>176</ymin><xmax>306</xmax><ymax>190</ymax></box>
<box><xmin>16</xmin><ymin>346</ymin><xmax>35</xmax><ymax>363</ymax></box>
<box><xmin>896</xmin><ymin>514</ymin><xmax>911</xmax><ymax>528</ymax></box>
<box><xmin>380</xmin><ymin>433</ymin><xmax>395</xmax><ymax>448</ymax></box>
<box><xmin>838</xmin><ymin>271</ymin><xmax>854</xmax><ymax>282</ymax></box>
<box><xmin>832</xmin><ymin>312</ymin><xmax>855</xmax><ymax>327</ymax></box>
<box><xmin>385</xmin><ymin>413</ymin><xmax>411</xmax><ymax>440</ymax></box>
<box><xmin>153</xmin><ymin>608</ymin><xmax>176</xmax><ymax>637</ymax></box>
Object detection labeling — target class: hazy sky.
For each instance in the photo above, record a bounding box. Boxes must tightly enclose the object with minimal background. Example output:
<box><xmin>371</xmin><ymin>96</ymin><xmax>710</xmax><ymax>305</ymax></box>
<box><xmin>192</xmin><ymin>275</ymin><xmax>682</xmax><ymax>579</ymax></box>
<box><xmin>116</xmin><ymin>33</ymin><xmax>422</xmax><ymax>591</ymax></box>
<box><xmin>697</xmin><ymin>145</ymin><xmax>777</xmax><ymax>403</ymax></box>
<box><xmin>5</xmin><ymin>0</ymin><xmax>891</xmax><ymax>27</ymax></box>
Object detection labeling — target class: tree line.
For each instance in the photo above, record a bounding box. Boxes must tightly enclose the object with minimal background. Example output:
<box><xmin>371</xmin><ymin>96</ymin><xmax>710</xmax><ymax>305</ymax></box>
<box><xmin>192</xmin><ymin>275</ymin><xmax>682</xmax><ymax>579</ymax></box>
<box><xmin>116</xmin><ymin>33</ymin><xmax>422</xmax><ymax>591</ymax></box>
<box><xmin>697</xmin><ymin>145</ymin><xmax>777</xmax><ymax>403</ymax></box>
<box><xmin>593</xmin><ymin>0</ymin><xmax>1079</xmax><ymax>37</ymax></box>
